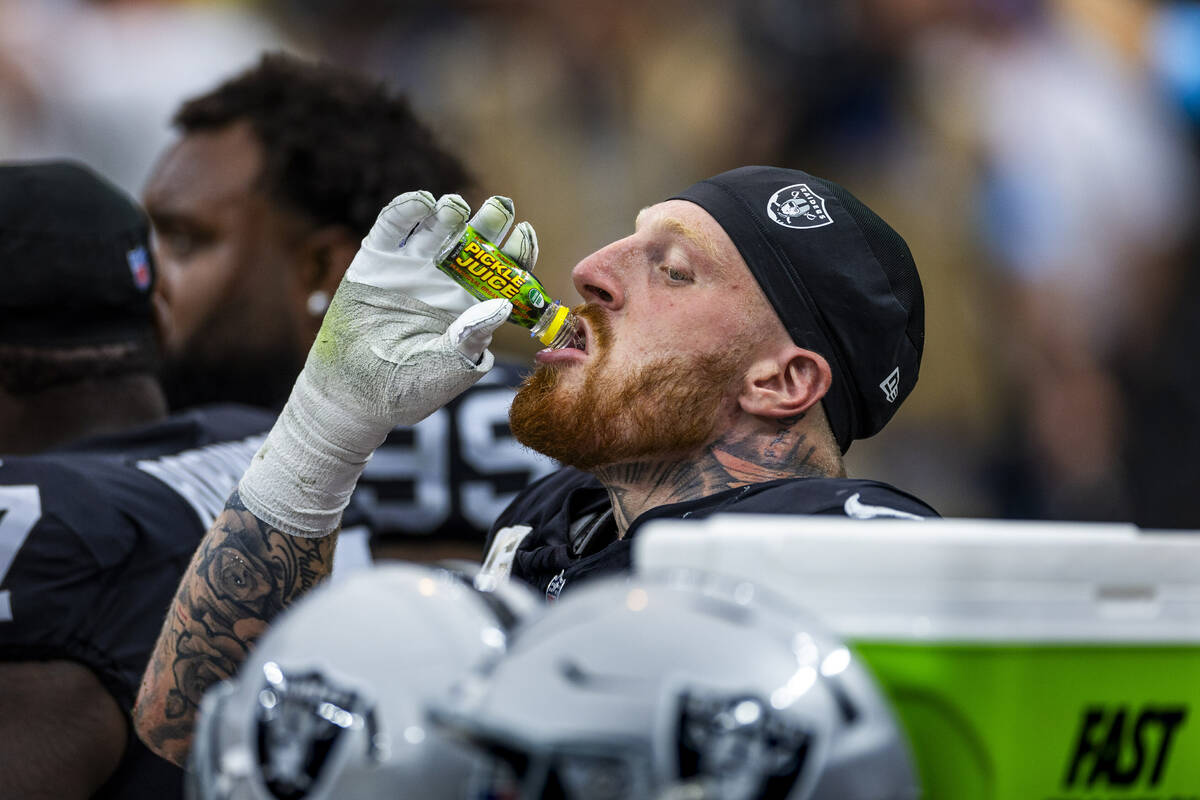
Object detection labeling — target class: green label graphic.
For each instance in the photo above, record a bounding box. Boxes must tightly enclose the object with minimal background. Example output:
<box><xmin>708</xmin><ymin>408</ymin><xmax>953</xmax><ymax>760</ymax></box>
<box><xmin>439</xmin><ymin>226</ymin><xmax>552</xmax><ymax>329</ymax></box>
<box><xmin>852</xmin><ymin>641</ymin><xmax>1200</xmax><ymax>800</ymax></box>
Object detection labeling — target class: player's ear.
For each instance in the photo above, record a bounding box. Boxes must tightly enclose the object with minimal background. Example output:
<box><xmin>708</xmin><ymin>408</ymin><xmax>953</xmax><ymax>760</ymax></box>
<box><xmin>738</xmin><ymin>346</ymin><xmax>832</xmax><ymax>419</ymax></box>
<box><xmin>297</xmin><ymin>224</ymin><xmax>359</xmax><ymax>298</ymax></box>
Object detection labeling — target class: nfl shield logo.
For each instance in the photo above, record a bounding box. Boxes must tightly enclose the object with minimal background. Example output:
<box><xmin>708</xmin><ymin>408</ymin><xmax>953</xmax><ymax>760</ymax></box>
<box><xmin>126</xmin><ymin>246</ymin><xmax>152</xmax><ymax>291</ymax></box>
<box><xmin>546</xmin><ymin>570</ymin><xmax>567</xmax><ymax>603</ymax></box>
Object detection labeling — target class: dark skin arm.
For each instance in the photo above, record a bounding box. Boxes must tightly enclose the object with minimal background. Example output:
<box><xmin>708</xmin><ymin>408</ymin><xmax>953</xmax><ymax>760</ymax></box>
<box><xmin>0</xmin><ymin>660</ymin><xmax>127</xmax><ymax>799</ymax></box>
<box><xmin>133</xmin><ymin>490</ymin><xmax>336</xmax><ymax>766</ymax></box>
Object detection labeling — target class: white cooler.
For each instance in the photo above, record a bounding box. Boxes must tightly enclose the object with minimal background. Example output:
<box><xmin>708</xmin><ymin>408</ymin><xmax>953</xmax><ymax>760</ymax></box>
<box><xmin>635</xmin><ymin>516</ymin><xmax>1200</xmax><ymax>800</ymax></box>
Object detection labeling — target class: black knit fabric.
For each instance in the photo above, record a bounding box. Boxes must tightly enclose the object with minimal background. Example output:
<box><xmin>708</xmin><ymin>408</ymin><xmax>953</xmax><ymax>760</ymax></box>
<box><xmin>672</xmin><ymin>166</ymin><xmax>924</xmax><ymax>452</ymax></box>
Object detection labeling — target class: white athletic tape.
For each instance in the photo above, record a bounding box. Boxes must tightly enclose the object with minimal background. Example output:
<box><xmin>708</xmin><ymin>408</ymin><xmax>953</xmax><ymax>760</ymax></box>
<box><xmin>239</xmin><ymin>281</ymin><xmax>494</xmax><ymax>537</ymax></box>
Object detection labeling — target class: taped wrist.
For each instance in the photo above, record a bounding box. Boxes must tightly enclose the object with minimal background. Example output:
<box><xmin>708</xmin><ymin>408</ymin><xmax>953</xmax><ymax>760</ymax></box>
<box><xmin>237</xmin><ymin>282</ymin><xmax>496</xmax><ymax>538</ymax></box>
<box><xmin>239</xmin><ymin>369</ymin><xmax>382</xmax><ymax>538</ymax></box>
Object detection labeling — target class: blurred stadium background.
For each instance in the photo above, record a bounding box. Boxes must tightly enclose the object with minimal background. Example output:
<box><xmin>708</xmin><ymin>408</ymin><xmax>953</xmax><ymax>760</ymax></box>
<box><xmin>2</xmin><ymin>0</ymin><xmax>1197</xmax><ymax>529</ymax></box>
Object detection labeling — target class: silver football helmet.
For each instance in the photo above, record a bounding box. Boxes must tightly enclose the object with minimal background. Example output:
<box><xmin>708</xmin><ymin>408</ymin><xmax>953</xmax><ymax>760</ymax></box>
<box><xmin>433</xmin><ymin>570</ymin><xmax>919</xmax><ymax>800</ymax></box>
<box><xmin>187</xmin><ymin>561</ymin><xmax>539</xmax><ymax>800</ymax></box>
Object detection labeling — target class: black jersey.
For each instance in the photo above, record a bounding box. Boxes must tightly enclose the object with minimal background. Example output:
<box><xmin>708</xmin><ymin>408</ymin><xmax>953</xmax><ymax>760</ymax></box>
<box><xmin>481</xmin><ymin>468</ymin><xmax>939</xmax><ymax>601</ymax></box>
<box><xmin>358</xmin><ymin>362</ymin><xmax>557</xmax><ymax>547</ymax></box>
<box><xmin>0</xmin><ymin>404</ymin><xmax>275</xmax><ymax>799</ymax></box>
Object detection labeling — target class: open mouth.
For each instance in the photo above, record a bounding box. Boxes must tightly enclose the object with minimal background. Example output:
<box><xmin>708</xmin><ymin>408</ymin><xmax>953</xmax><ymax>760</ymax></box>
<box><xmin>536</xmin><ymin>313</ymin><xmax>594</xmax><ymax>363</ymax></box>
<box><xmin>569</xmin><ymin>325</ymin><xmax>587</xmax><ymax>352</ymax></box>
<box><xmin>564</xmin><ymin>318</ymin><xmax>588</xmax><ymax>353</ymax></box>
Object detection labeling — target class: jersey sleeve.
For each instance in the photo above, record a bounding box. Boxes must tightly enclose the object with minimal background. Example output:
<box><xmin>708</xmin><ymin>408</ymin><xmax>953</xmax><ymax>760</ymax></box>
<box><xmin>0</xmin><ymin>460</ymin><xmax>139</xmax><ymax>705</ymax></box>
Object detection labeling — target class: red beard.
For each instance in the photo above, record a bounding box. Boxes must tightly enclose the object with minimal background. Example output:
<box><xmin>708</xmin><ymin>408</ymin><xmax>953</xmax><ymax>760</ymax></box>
<box><xmin>509</xmin><ymin>305</ymin><xmax>747</xmax><ymax>471</ymax></box>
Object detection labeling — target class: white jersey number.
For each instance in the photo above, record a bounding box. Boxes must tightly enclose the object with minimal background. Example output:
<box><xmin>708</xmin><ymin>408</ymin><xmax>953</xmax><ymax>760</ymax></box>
<box><xmin>457</xmin><ymin>390</ymin><xmax>557</xmax><ymax>530</ymax></box>
<box><xmin>361</xmin><ymin>387</ymin><xmax>556</xmax><ymax>535</ymax></box>
<box><xmin>0</xmin><ymin>485</ymin><xmax>42</xmax><ymax>622</ymax></box>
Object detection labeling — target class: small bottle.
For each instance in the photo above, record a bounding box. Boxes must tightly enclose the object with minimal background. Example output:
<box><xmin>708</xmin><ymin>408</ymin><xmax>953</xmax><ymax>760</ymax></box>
<box><xmin>436</xmin><ymin>224</ymin><xmax>578</xmax><ymax>349</ymax></box>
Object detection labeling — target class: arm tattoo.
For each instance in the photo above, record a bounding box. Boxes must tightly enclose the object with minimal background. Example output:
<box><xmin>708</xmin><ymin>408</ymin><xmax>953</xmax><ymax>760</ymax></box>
<box><xmin>134</xmin><ymin>489</ymin><xmax>336</xmax><ymax>765</ymax></box>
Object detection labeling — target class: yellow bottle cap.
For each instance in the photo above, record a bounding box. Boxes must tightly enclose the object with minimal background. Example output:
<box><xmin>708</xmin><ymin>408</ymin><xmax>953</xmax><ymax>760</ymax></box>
<box><xmin>536</xmin><ymin>304</ymin><xmax>572</xmax><ymax>347</ymax></box>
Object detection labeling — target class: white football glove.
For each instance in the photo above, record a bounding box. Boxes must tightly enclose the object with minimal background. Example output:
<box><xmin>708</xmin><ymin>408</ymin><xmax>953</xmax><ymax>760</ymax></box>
<box><xmin>239</xmin><ymin>191</ymin><xmax>539</xmax><ymax>538</ymax></box>
<box><xmin>347</xmin><ymin>191</ymin><xmax>538</xmax><ymax>319</ymax></box>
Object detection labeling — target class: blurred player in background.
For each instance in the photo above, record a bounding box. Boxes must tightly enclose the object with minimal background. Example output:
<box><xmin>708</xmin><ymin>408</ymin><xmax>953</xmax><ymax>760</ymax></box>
<box><xmin>136</xmin><ymin>165</ymin><xmax>936</xmax><ymax>765</ymax></box>
<box><xmin>0</xmin><ymin>164</ymin><xmax>165</xmax><ymax>456</ymax></box>
<box><xmin>144</xmin><ymin>52</ymin><xmax>556</xmax><ymax>560</ymax></box>
<box><xmin>0</xmin><ymin>160</ymin><xmax>279</xmax><ymax>799</ymax></box>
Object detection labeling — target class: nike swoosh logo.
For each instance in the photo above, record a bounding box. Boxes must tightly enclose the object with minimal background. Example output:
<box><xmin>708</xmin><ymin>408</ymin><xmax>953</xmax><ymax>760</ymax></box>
<box><xmin>843</xmin><ymin>493</ymin><xmax>925</xmax><ymax>521</ymax></box>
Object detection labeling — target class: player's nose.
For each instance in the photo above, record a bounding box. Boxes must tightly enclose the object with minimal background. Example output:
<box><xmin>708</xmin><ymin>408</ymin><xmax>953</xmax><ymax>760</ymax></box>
<box><xmin>571</xmin><ymin>242</ymin><xmax>626</xmax><ymax>311</ymax></box>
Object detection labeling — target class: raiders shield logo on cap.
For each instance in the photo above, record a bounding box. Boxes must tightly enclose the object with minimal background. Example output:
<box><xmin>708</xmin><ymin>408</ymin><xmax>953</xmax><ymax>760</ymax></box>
<box><xmin>766</xmin><ymin>184</ymin><xmax>833</xmax><ymax>230</ymax></box>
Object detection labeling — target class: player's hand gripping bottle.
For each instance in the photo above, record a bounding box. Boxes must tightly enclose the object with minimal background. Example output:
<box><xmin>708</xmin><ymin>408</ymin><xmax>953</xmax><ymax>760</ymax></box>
<box><xmin>435</xmin><ymin>225</ymin><xmax>578</xmax><ymax>349</ymax></box>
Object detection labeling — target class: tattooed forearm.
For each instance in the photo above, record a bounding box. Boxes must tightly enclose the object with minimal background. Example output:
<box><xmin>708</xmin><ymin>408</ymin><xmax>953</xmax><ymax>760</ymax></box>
<box><xmin>133</xmin><ymin>489</ymin><xmax>336</xmax><ymax>765</ymax></box>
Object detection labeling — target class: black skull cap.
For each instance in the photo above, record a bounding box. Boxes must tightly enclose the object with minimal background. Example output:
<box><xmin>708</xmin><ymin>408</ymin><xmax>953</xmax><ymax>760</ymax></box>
<box><xmin>671</xmin><ymin>166</ymin><xmax>924</xmax><ymax>452</ymax></box>
<box><xmin>0</xmin><ymin>159</ymin><xmax>156</xmax><ymax>346</ymax></box>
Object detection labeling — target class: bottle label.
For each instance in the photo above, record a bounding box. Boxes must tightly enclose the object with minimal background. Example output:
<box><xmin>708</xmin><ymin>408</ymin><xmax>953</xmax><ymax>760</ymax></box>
<box><xmin>439</xmin><ymin>226</ymin><xmax>546</xmax><ymax>328</ymax></box>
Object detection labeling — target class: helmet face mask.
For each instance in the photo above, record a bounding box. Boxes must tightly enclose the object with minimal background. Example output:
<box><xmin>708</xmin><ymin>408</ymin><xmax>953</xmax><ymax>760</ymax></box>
<box><xmin>253</xmin><ymin>665</ymin><xmax>380</xmax><ymax>800</ymax></box>
<box><xmin>675</xmin><ymin>690</ymin><xmax>812</xmax><ymax>800</ymax></box>
<box><xmin>433</xmin><ymin>570</ymin><xmax>918</xmax><ymax>800</ymax></box>
<box><xmin>450</xmin><ymin>731</ymin><xmax>656</xmax><ymax>800</ymax></box>
<box><xmin>436</xmin><ymin>684</ymin><xmax>819</xmax><ymax>800</ymax></box>
<box><xmin>187</xmin><ymin>563</ymin><xmax>540</xmax><ymax>800</ymax></box>
<box><xmin>189</xmin><ymin>566</ymin><xmax>917</xmax><ymax>800</ymax></box>
<box><xmin>446</xmin><ymin>690</ymin><xmax>820</xmax><ymax>800</ymax></box>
